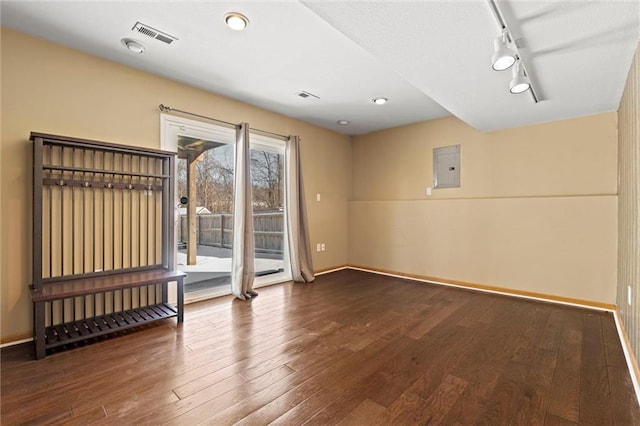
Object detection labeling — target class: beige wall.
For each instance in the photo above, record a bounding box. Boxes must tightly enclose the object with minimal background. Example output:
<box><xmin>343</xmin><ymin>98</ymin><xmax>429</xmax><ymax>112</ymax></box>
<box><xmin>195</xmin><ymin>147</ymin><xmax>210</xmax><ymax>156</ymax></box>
<box><xmin>351</xmin><ymin>113</ymin><xmax>618</xmax><ymax>304</ymax></box>
<box><xmin>617</xmin><ymin>42</ymin><xmax>640</xmax><ymax>366</ymax></box>
<box><xmin>352</xmin><ymin>114</ymin><xmax>617</xmax><ymax>201</ymax></box>
<box><xmin>0</xmin><ymin>26</ymin><xmax>626</xmax><ymax>345</ymax></box>
<box><xmin>0</xmin><ymin>28</ymin><xmax>351</xmax><ymax>342</ymax></box>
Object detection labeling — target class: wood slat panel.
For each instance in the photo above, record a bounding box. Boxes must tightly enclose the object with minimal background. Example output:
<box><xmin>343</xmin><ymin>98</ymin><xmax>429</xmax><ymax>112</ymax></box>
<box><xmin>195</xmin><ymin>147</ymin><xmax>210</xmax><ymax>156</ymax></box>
<box><xmin>616</xmin><ymin>40</ymin><xmax>640</xmax><ymax>397</ymax></box>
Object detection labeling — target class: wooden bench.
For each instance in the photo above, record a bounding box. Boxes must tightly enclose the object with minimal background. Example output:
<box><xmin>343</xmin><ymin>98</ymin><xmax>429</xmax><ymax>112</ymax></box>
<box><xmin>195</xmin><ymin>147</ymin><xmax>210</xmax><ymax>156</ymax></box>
<box><xmin>31</xmin><ymin>268</ymin><xmax>186</xmax><ymax>359</ymax></box>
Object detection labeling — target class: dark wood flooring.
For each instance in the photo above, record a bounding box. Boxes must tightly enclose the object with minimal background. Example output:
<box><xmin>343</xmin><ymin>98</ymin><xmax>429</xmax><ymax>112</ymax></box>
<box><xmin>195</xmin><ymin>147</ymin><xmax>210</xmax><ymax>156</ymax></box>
<box><xmin>2</xmin><ymin>269</ymin><xmax>639</xmax><ymax>425</ymax></box>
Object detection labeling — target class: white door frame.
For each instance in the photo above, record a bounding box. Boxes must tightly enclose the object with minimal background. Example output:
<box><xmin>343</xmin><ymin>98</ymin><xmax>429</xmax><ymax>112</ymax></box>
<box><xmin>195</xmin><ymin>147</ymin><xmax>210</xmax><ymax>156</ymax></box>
<box><xmin>160</xmin><ymin>114</ymin><xmax>291</xmax><ymax>303</ymax></box>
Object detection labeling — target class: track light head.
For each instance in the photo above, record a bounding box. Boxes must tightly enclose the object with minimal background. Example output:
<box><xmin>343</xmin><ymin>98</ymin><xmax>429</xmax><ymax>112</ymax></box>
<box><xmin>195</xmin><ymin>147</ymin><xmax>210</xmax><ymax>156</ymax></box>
<box><xmin>491</xmin><ymin>32</ymin><xmax>516</xmax><ymax>71</ymax></box>
<box><xmin>509</xmin><ymin>61</ymin><xmax>531</xmax><ymax>94</ymax></box>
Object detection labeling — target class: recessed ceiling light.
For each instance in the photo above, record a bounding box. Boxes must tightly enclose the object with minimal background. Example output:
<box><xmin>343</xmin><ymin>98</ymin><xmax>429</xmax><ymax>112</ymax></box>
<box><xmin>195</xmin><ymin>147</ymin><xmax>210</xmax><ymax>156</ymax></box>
<box><xmin>121</xmin><ymin>38</ymin><xmax>146</xmax><ymax>54</ymax></box>
<box><xmin>372</xmin><ymin>97</ymin><xmax>388</xmax><ymax>105</ymax></box>
<box><xmin>225</xmin><ymin>13</ymin><xmax>249</xmax><ymax>31</ymax></box>
<box><xmin>337</xmin><ymin>120</ymin><xmax>350</xmax><ymax>125</ymax></box>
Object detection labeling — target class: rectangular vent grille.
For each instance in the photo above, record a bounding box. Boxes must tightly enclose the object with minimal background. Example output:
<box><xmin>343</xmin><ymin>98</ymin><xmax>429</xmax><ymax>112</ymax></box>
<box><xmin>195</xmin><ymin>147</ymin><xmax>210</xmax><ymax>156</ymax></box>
<box><xmin>155</xmin><ymin>34</ymin><xmax>174</xmax><ymax>44</ymax></box>
<box><xmin>132</xmin><ymin>22</ymin><xmax>178</xmax><ymax>45</ymax></box>
<box><xmin>296</xmin><ymin>91</ymin><xmax>320</xmax><ymax>100</ymax></box>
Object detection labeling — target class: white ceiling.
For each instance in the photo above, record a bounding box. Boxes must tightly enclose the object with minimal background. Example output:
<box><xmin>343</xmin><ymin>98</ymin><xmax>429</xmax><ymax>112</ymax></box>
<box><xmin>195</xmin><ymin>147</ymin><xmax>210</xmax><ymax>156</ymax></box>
<box><xmin>1</xmin><ymin>1</ymin><xmax>638</xmax><ymax>135</ymax></box>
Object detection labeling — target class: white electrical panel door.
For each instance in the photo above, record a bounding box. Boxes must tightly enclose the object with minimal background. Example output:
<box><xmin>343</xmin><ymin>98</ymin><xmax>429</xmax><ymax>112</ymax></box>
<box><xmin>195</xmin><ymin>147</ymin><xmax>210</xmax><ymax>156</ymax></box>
<box><xmin>433</xmin><ymin>145</ymin><xmax>460</xmax><ymax>189</ymax></box>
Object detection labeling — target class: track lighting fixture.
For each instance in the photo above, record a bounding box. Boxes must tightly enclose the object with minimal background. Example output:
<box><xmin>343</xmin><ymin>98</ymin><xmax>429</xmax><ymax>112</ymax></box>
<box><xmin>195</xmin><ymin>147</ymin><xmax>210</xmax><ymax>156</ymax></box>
<box><xmin>509</xmin><ymin>60</ymin><xmax>531</xmax><ymax>94</ymax></box>
<box><xmin>491</xmin><ymin>30</ymin><xmax>516</xmax><ymax>71</ymax></box>
<box><xmin>487</xmin><ymin>0</ymin><xmax>539</xmax><ymax>102</ymax></box>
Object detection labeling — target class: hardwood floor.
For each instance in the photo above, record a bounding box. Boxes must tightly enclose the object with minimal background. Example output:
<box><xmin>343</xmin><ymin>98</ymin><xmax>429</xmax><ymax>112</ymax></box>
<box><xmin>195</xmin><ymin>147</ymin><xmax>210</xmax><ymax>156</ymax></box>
<box><xmin>2</xmin><ymin>269</ymin><xmax>639</xmax><ymax>425</ymax></box>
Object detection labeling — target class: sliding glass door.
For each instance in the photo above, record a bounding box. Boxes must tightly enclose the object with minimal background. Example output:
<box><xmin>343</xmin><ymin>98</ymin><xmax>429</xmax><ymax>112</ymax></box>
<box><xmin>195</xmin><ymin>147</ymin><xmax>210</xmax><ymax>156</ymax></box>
<box><xmin>250</xmin><ymin>135</ymin><xmax>290</xmax><ymax>287</ymax></box>
<box><xmin>161</xmin><ymin>115</ymin><xmax>290</xmax><ymax>301</ymax></box>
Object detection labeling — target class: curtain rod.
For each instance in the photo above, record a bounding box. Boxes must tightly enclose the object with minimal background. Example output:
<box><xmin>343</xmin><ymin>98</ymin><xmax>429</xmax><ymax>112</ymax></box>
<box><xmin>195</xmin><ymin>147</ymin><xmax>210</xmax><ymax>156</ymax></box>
<box><xmin>158</xmin><ymin>104</ymin><xmax>289</xmax><ymax>141</ymax></box>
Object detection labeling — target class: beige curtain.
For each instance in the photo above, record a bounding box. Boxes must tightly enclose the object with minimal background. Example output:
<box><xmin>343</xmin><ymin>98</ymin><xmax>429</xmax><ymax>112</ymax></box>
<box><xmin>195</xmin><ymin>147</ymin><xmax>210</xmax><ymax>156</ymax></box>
<box><xmin>231</xmin><ymin>123</ymin><xmax>258</xmax><ymax>299</ymax></box>
<box><xmin>286</xmin><ymin>136</ymin><xmax>315</xmax><ymax>282</ymax></box>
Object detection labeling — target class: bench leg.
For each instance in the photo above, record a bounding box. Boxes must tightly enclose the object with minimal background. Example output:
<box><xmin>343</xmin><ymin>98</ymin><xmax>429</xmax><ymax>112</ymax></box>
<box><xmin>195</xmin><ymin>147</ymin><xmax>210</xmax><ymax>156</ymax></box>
<box><xmin>177</xmin><ymin>278</ymin><xmax>184</xmax><ymax>323</ymax></box>
<box><xmin>34</xmin><ymin>302</ymin><xmax>46</xmax><ymax>359</ymax></box>
<box><xmin>161</xmin><ymin>281</ymin><xmax>168</xmax><ymax>304</ymax></box>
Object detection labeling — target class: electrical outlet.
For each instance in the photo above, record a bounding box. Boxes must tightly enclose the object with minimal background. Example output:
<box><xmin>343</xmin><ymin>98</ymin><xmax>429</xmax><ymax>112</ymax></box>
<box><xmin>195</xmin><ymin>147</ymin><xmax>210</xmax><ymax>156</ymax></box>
<box><xmin>628</xmin><ymin>285</ymin><xmax>633</xmax><ymax>306</ymax></box>
<box><xmin>316</xmin><ymin>193</ymin><xmax>321</xmax><ymax>202</ymax></box>
<box><xmin>321</xmin><ymin>243</ymin><xmax>326</xmax><ymax>251</ymax></box>
<box><xmin>316</xmin><ymin>243</ymin><xmax>322</xmax><ymax>252</ymax></box>
<box><xmin>426</xmin><ymin>187</ymin><xmax>432</xmax><ymax>196</ymax></box>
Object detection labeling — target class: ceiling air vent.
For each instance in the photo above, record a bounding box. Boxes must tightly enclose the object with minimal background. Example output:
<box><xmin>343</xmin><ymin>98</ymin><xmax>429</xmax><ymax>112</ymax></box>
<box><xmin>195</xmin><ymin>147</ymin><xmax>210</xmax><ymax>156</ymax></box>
<box><xmin>132</xmin><ymin>22</ymin><xmax>178</xmax><ymax>45</ymax></box>
<box><xmin>296</xmin><ymin>91</ymin><xmax>320</xmax><ymax>100</ymax></box>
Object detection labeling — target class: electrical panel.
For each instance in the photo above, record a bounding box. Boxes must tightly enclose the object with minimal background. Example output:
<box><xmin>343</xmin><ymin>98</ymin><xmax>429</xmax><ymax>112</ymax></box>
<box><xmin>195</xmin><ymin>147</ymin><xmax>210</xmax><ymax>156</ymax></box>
<box><xmin>433</xmin><ymin>145</ymin><xmax>460</xmax><ymax>189</ymax></box>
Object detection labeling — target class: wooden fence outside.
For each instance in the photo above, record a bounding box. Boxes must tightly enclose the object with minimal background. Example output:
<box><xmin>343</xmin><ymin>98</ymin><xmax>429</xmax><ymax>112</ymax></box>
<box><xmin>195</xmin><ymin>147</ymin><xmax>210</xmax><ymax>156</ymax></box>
<box><xmin>179</xmin><ymin>212</ymin><xmax>284</xmax><ymax>254</ymax></box>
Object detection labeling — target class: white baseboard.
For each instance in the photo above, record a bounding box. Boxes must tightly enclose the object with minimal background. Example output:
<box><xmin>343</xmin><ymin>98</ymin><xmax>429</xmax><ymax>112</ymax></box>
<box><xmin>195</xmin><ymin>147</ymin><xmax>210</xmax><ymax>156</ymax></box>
<box><xmin>0</xmin><ymin>337</ymin><xmax>33</xmax><ymax>348</ymax></box>
<box><xmin>613</xmin><ymin>311</ymin><xmax>640</xmax><ymax>407</ymax></box>
<box><xmin>315</xmin><ymin>266</ymin><xmax>349</xmax><ymax>276</ymax></box>
<box><xmin>347</xmin><ymin>266</ymin><xmax>614</xmax><ymax>312</ymax></box>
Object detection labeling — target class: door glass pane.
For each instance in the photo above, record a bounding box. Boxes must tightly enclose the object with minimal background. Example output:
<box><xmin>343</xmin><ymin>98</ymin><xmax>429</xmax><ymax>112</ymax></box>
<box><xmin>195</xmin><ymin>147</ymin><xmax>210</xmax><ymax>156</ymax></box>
<box><xmin>250</xmin><ymin>147</ymin><xmax>286</xmax><ymax>279</ymax></box>
<box><xmin>176</xmin><ymin>136</ymin><xmax>235</xmax><ymax>298</ymax></box>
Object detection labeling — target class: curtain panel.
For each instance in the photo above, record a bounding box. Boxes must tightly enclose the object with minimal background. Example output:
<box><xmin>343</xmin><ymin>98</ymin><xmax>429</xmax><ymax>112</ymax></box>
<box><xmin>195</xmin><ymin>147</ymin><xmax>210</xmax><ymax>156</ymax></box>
<box><xmin>286</xmin><ymin>136</ymin><xmax>315</xmax><ymax>282</ymax></box>
<box><xmin>231</xmin><ymin>123</ymin><xmax>258</xmax><ymax>299</ymax></box>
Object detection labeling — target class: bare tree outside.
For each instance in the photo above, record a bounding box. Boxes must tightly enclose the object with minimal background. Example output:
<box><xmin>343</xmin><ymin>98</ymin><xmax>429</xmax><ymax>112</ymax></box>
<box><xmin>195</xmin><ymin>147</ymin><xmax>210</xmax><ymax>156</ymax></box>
<box><xmin>177</xmin><ymin>144</ymin><xmax>235</xmax><ymax>213</ymax></box>
<box><xmin>250</xmin><ymin>149</ymin><xmax>283</xmax><ymax>212</ymax></box>
<box><xmin>177</xmin><ymin>144</ymin><xmax>284</xmax><ymax>214</ymax></box>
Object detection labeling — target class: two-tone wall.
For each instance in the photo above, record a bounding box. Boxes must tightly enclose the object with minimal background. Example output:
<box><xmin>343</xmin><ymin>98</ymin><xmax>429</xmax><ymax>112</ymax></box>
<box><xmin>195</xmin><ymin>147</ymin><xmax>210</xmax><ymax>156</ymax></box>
<box><xmin>350</xmin><ymin>113</ymin><xmax>618</xmax><ymax>305</ymax></box>
<box><xmin>0</xmin><ymin>25</ymin><xmax>633</xmax><ymax>350</ymax></box>
<box><xmin>617</xmin><ymin>42</ymin><xmax>640</xmax><ymax>370</ymax></box>
<box><xmin>0</xmin><ymin>28</ymin><xmax>351</xmax><ymax>342</ymax></box>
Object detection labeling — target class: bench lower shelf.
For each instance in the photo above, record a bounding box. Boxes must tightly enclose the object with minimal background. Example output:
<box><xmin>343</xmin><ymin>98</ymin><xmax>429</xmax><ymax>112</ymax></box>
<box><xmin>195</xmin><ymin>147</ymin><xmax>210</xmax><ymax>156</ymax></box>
<box><xmin>44</xmin><ymin>303</ymin><xmax>178</xmax><ymax>350</ymax></box>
